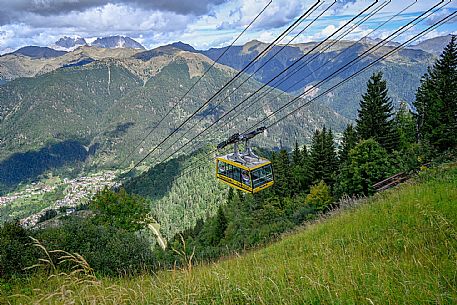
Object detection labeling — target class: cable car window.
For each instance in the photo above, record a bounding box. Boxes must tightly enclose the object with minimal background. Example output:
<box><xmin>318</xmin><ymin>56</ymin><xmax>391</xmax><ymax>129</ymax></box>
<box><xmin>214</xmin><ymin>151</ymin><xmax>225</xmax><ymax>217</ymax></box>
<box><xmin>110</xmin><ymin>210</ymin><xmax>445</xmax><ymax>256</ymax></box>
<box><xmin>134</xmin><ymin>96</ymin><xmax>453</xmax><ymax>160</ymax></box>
<box><xmin>229</xmin><ymin>165</ymin><xmax>241</xmax><ymax>182</ymax></box>
<box><xmin>241</xmin><ymin>169</ymin><xmax>251</xmax><ymax>187</ymax></box>
<box><xmin>251</xmin><ymin>164</ymin><xmax>273</xmax><ymax>188</ymax></box>
<box><xmin>218</xmin><ymin>161</ymin><xmax>226</xmax><ymax>174</ymax></box>
<box><xmin>219</xmin><ymin>161</ymin><xmax>241</xmax><ymax>183</ymax></box>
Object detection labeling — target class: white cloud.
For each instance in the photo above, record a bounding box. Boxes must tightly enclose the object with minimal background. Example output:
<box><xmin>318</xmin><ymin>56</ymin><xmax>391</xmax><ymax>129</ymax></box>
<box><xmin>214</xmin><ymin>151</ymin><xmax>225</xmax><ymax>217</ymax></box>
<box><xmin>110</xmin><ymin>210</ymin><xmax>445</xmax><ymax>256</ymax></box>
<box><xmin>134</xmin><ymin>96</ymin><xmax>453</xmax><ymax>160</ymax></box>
<box><xmin>0</xmin><ymin>0</ymin><xmax>454</xmax><ymax>54</ymax></box>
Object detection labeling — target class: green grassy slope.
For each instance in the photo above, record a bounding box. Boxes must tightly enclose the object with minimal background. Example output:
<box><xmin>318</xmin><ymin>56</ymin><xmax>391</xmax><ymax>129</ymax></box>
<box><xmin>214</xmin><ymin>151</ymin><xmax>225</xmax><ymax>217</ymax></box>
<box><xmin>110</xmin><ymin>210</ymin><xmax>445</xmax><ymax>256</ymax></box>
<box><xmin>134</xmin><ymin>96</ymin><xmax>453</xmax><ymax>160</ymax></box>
<box><xmin>4</xmin><ymin>165</ymin><xmax>457</xmax><ymax>304</ymax></box>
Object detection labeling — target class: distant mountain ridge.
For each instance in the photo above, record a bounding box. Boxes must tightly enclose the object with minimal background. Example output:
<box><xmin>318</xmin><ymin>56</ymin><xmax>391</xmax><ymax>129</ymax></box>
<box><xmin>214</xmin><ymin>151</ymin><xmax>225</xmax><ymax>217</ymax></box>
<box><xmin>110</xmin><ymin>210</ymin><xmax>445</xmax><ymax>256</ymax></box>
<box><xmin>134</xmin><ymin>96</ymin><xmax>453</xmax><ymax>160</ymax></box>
<box><xmin>54</xmin><ymin>36</ymin><xmax>87</xmax><ymax>50</ymax></box>
<box><xmin>91</xmin><ymin>36</ymin><xmax>145</xmax><ymax>50</ymax></box>
<box><xmin>0</xmin><ymin>45</ymin><xmax>348</xmax><ymax>191</ymax></box>
<box><xmin>410</xmin><ymin>34</ymin><xmax>454</xmax><ymax>55</ymax></box>
<box><xmin>11</xmin><ymin>46</ymin><xmax>67</xmax><ymax>59</ymax></box>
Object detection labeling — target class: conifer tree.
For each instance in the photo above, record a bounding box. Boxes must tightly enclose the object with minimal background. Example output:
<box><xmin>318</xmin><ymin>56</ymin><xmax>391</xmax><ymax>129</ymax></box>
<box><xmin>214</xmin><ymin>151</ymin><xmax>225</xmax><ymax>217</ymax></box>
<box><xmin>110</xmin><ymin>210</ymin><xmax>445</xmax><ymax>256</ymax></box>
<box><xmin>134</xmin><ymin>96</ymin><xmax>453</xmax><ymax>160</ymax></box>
<box><xmin>309</xmin><ymin>127</ymin><xmax>338</xmax><ymax>186</ymax></box>
<box><xmin>291</xmin><ymin>141</ymin><xmax>312</xmax><ymax>194</ymax></box>
<box><xmin>414</xmin><ymin>36</ymin><xmax>457</xmax><ymax>152</ymax></box>
<box><xmin>325</xmin><ymin>128</ymin><xmax>339</xmax><ymax>174</ymax></box>
<box><xmin>291</xmin><ymin>141</ymin><xmax>302</xmax><ymax>194</ymax></box>
<box><xmin>213</xmin><ymin>206</ymin><xmax>227</xmax><ymax>244</ymax></box>
<box><xmin>356</xmin><ymin>72</ymin><xmax>398</xmax><ymax>152</ymax></box>
<box><xmin>339</xmin><ymin>124</ymin><xmax>358</xmax><ymax>165</ymax></box>
<box><xmin>394</xmin><ymin>101</ymin><xmax>416</xmax><ymax>151</ymax></box>
<box><xmin>292</xmin><ymin>140</ymin><xmax>302</xmax><ymax>166</ymax></box>
<box><xmin>300</xmin><ymin>144</ymin><xmax>312</xmax><ymax>192</ymax></box>
<box><xmin>273</xmin><ymin>149</ymin><xmax>292</xmax><ymax>196</ymax></box>
<box><xmin>336</xmin><ymin>139</ymin><xmax>392</xmax><ymax>196</ymax></box>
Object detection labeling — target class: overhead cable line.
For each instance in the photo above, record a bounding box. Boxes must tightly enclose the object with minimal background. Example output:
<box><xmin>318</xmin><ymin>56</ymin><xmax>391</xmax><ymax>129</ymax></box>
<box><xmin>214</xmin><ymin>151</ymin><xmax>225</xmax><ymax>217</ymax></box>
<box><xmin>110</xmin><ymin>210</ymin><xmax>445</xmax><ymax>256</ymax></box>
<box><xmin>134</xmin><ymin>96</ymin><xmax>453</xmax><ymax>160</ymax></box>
<box><xmin>168</xmin><ymin>0</ymin><xmax>445</xmax><ymax>162</ymax></box>
<box><xmin>150</xmin><ymin>1</ymin><xmax>380</xmax><ymax>164</ymax></box>
<box><xmin>186</xmin><ymin>0</ymin><xmax>396</xmax><ymax>154</ymax></box>
<box><xmin>119</xmin><ymin>0</ymin><xmax>273</xmax><ymax>168</ymax></box>
<box><xmin>263</xmin><ymin>10</ymin><xmax>457</xmax><ymax>131</ymax></box>
<box><xmin>247</xmin><ymin>0</ymin><xmax>450</xmax><ymax>131</ymax></box>
<box><xmin>234</xmin><ymin>0</ymin><xmax>426</xmax><ymax>128</ymax></box>
<box><xmin>125</xmin><ymin>1</ymin><xmax>324</xmax><ymax>175</ymax></box>
<box><xmin>152</xmin><ymin>0</ymin><xmax>338</xmax><ymax>162</ymax></box>
<box><xmin>171</xmin><ymin>2</ymin><xmax>452</xmax><ymax>179</ymax></box>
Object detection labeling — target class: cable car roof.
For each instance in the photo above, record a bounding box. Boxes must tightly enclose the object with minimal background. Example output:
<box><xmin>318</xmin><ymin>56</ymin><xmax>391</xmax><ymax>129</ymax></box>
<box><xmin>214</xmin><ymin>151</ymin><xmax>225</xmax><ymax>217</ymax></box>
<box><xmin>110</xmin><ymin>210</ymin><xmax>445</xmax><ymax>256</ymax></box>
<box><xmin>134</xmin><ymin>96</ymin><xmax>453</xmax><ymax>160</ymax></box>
<box><xmin>216</xmin><ymin>154</ymin><xmax>271</xmax><ymax>170</ymax></box>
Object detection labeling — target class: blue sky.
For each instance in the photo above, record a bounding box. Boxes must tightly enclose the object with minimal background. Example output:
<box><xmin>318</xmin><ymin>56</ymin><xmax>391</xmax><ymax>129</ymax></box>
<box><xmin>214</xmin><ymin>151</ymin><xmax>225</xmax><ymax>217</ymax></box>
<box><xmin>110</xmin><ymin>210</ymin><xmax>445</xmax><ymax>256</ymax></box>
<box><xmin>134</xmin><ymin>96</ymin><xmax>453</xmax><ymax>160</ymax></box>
<box><xmin>0</xmin><ymin>0</ymin><xmax>455</xmax><ymax>54</ymax></box>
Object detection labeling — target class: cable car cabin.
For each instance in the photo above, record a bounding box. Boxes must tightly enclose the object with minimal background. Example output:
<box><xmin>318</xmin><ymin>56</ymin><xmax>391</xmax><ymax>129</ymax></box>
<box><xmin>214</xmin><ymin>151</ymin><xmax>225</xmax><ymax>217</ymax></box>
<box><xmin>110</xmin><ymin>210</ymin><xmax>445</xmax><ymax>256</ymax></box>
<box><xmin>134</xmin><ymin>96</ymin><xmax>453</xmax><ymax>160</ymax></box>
<box><xmin>216</xmin><ymin>154</ymin><xmax>274</xmax><ymax>193</ymax></box>
<box><xmin>216</xmin><ymin>127</ymin><xmax>274</xmax><ymax>193</ymax></box>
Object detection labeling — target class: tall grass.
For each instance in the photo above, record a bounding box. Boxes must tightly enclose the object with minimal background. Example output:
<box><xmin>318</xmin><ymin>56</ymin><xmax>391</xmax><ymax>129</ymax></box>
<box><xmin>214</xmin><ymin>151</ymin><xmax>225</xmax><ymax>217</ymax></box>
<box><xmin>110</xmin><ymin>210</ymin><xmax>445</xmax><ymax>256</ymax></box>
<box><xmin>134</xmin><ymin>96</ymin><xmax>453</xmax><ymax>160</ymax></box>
<box><xmin>3</xmin><ymin>165</ymin><xmax>457</xmax><ymax>304</ymax></box>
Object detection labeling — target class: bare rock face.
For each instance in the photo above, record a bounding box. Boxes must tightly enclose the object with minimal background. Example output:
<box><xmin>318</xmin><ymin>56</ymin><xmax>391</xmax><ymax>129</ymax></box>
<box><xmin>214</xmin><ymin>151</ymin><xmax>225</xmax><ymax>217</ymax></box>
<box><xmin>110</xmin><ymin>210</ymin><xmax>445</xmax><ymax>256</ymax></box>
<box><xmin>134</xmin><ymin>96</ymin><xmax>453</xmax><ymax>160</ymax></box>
<box><xmin>55</xmin><ymin>36</ymin><xmax>87</xmax><ymax>50</ymax></box>
<box><xmin>91</xmin><ymin>36</ymin><xmax>145</xmax><ymax>50</ymax></box>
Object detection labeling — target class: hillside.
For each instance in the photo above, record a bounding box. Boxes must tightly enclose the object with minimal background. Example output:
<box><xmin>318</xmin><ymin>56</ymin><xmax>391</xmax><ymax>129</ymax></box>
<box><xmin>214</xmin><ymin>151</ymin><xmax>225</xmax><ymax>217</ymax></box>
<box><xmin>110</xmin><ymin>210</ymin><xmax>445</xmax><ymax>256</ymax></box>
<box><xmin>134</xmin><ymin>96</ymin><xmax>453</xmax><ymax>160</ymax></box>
<box><xmin>0</xmin><ymin>46</ymin><xmax>348</xmax><ymax>191</ymax></box>
<box><xmin>1</xmin><ymin>38</ymin><xmax>438</xmax><ymax>120</ymax></box>
<box><xmin>0</xmin><ymin>46</ymin><xmax>141</xmax><ymax>81</ymax></box>
<box><xmin>3</xmin><ymin>164</ymin><xmax>456</xmax><ymax>304</ymax></box>
<box><xmin>196</xmin><ymin>40</ymin><xmax>435</xmax><ymax>118</ymax></box>
<box><xmin>411</xmin><ymin>34</ymin><xmax>455</xmax><ymax>55</ymax></box>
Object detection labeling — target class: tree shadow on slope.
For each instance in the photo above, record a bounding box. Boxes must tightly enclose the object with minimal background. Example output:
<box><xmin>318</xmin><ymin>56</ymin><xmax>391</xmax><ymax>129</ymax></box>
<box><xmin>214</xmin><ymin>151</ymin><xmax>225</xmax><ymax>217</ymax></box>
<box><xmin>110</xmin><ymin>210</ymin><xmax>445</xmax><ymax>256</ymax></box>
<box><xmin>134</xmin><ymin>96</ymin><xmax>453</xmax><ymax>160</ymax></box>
<box><xmin>123</xmin><ymin>155</ymin><xmax>186</xmax><ymax>201</ymax></box>
<box><xmin>0</xmin><ymin>140</ymin><xmax>93</xmax><ymax>193</ymax></box>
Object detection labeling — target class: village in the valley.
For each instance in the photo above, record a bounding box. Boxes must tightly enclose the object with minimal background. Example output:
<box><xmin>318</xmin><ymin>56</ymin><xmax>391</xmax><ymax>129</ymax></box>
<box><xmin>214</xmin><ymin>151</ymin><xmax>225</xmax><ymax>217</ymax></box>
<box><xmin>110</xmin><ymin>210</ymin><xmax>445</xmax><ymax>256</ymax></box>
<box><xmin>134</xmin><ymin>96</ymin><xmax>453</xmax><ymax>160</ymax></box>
<box><xmin>0</xmin><ymin>171</ymin><xmax>119</xmax><ymax>227</ymax></box>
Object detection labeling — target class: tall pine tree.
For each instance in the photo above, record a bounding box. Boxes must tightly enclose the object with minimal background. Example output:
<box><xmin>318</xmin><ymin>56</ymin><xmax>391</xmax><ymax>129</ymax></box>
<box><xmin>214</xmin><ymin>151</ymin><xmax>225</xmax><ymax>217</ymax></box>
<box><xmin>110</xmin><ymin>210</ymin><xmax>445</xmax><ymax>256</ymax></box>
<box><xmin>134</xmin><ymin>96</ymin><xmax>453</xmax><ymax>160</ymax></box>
<box><xmin>309</xmin><ymin>127</ymin><xmax>338</xmax><ymax>186</ymax></box>
<box><xmin>336</xmin><ymin>139</ymin><xmax>393</xmax><ymax>196</ymax></box>
<box><xmin>291</xmin><ymin>141</ymin><xmax>312</xmax><ymax>194</ymax></box>
<box><xmin>356</xmin><ymin>72</ymin><xmax>398</xmax><ymax>152</ymax></box>
<box><xmin>394</xmin><ymin>101</ymin><xmax>416</xmax><ymax>151</ymax></box>
<box><xmin>272</xmin><ymin>149</ymin><xmax>292</xmax><ymax>197</ymax></box>
<box><xmin>339</xmin><ymin>124</ymin><xmax>358</xmax><ymax>165</ymax></box>
<box><xmin>414</xmin><ymin>35</ymin><xmax>457</xmax><ymax>152</ymax></box>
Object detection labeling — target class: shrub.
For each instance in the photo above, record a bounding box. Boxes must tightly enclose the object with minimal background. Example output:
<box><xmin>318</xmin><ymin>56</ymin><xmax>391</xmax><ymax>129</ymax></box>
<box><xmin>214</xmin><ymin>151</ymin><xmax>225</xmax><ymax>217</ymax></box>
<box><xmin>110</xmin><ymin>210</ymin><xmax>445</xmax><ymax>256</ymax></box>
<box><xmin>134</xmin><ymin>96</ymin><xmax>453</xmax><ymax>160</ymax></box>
<box><xmin>0</xmin><ymin>221</ymin><xmax>38</xmax><ymax>278</ymax></box>
<box><xmin>305</xmin><ymin>180</ymin><xmax>333</xmax><ymax>212</ymax></box>
<box><xmin>90</xmin><ymin>188</ymin><xmax>151</xmax><ymax>232</ymax></box>
<box><xmin>35</xmin><ymin>218</ymin><xmax>156</xmax><ymax>276</ymax></box>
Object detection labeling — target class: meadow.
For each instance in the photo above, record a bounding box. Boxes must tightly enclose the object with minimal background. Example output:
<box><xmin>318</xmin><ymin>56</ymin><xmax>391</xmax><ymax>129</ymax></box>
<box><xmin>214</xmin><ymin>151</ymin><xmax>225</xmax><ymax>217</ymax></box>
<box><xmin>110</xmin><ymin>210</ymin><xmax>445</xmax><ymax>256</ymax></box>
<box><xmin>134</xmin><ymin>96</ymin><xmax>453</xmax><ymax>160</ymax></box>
<box><xmin>2</xmin><ymin>164</ymin><xmax>456</xmax><ymax>304</ymax></box>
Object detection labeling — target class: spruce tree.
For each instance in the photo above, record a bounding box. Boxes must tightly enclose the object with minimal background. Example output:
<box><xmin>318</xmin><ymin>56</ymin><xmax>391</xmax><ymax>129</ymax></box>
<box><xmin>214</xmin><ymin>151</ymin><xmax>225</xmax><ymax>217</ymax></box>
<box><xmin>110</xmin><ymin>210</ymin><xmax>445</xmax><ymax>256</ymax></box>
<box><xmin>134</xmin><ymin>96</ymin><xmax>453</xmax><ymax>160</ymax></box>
<box><xmin>274</xmin><ymin>149</ymin><xmax>292</xmax><ymax>197</ymax></box>
<box><xmin>292</xmin><ymin>140</ymin><xmax>302</xmax><ymax>166</ymax></box>
<box><xmin>394</xmin><ymin>101</ymin><xmax>416</xmax><ymax>151</ymax></box>
<box><xmin>336</xmin><ymin>139</ymin><xmax>393</xmax><ymax>196</ymax></box>
<box><xmin>339</xmin><ymin>124</ymin><xmax>358</xmax><ymax>165</ymax></box>
<box><xmin>300</xmin><ymin>144</ymin><xmax>312</xmax><ymax>192</ymax></box>
<box><xmin>291</xmin><ymin>141</ymin><xmax>312</xmax><ymax>194</ymax></box>
<box><xmin>309</xmin><ymin>127</ymin><xmax>338</xmax><ymax>186</ymax></box>
<box><xmin>324</xmin><ymin>128</ymin><xmax>339</xmax><ymax>178</ymax></box>
<box><xmin>356</xmin><ymin>72</ymin><xmax>398</xmax><ymax>152</ymax></box>
<box><xmin>414</xmin><ymin>35</ymin><xmax>457</xmax><ymax>152</ymax></box>
<box><xmin>213</xmin><ymin>206</ymin><xmax>227</xmax><ymax>245</ymax></box>
<box><xmin>291</xmin><ymin>141</ymin><xmax>302</xmax><ymax>194</ymax></box>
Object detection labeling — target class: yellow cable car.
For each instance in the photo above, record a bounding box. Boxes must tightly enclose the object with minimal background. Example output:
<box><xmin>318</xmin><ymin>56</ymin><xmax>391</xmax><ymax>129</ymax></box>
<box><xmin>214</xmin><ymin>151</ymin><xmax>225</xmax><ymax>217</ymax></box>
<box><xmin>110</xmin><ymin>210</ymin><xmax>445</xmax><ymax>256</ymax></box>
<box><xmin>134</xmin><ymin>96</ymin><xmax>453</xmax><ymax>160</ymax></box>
<box><xmin>215</xmin><ymin>127</ymin><xmax>274</xmax><ymax>193</ymax></box>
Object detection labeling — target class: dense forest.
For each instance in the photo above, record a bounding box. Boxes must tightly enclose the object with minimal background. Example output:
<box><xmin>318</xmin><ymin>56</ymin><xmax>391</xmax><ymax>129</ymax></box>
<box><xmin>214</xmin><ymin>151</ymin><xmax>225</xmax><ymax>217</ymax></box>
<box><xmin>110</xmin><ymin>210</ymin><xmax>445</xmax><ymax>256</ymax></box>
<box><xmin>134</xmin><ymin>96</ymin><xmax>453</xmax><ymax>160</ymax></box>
<box><xmin>0</xmin><ymin>36</ymin><xmax>456</xmax><ymax>279</ymax></box>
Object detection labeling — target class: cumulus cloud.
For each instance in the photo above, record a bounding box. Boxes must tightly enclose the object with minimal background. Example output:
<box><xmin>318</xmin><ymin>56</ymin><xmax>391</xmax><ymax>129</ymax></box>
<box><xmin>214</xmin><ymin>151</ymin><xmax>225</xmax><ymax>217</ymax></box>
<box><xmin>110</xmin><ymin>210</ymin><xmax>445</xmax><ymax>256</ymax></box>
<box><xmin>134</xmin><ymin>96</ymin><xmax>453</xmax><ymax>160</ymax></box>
<box><xmin>0</xmin><ymin>0</ymin><xmax>454</xmax><ymax>54</ymax></box>
<box><xmin>0</xmin><ymin>0</ymin><xmax>228</xmax><ymax>24</ymax></box>
<box><xmin>217</xmin><ymin>0</ymin><xmax>317</xmax><ymax>31</ymax></box>
<box><xmin>425</xmin><ymin>8</ymin><xmax>457</xmax><ymax>25</ymax></box>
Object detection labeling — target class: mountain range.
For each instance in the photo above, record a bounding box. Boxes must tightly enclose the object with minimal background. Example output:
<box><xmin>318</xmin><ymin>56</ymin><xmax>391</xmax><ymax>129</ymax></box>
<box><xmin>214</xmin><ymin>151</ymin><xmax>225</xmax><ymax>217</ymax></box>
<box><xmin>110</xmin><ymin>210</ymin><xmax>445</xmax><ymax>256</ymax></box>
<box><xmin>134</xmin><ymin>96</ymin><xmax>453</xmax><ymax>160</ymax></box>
<box><xmin>0</xmin><ymin>43</ymin><xmax>348</xmax><ymax>191</ymax></box>
<box><xmin>409</xmin><ymin>34</ymin><xmax>455</xmax><ymax>55</ymax></box>
<box><xmin>54</xmin><ymin>36</ymin><xmax>87</xmax><ymax>50</ymax></box>
<box><xmin>0</xmin><ymin>34</ymin><xmax>452</xmax><ymax>191</ymax></box>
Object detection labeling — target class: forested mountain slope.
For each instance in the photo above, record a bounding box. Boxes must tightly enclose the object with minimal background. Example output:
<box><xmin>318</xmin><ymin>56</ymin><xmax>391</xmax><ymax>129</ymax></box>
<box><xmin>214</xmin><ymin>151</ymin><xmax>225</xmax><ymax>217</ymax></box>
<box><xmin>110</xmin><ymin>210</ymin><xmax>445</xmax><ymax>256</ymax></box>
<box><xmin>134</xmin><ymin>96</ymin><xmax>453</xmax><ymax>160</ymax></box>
<box><xmin>0</xmin><ymin>46</ymin><xmax>348</xmax><ymax>191</ymax></box>
<box><xmin>192</xmin><ymin>40</ymin><xmax>435</xmax><ymax>118</ymax></box>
